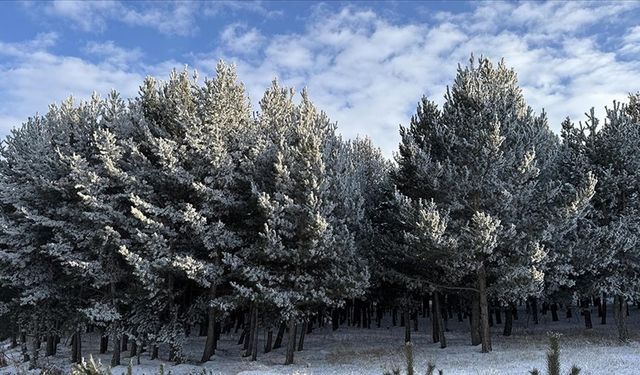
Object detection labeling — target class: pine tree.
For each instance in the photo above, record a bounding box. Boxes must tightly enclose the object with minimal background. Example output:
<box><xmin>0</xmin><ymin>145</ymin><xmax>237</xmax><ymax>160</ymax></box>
<box><xmin>394</xmin><ymin>57</ymin><xmax>595</xmax><ymax>352</ymax></box>
<box><xmin>232</xmin><ymin>83</ymin><xmax>369</xmax><ymax>365</ymax></box>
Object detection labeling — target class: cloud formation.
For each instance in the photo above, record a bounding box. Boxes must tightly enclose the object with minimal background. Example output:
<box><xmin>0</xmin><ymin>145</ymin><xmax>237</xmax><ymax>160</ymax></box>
<box><xmin>214</xmin><ymin>3</ymin><xmax>640</xmax><ymax>155</ymax></box>
<box><xmin>2</xmin><ymin>2</ymin><xmax>640</xmax><ymax>157</ymax></box>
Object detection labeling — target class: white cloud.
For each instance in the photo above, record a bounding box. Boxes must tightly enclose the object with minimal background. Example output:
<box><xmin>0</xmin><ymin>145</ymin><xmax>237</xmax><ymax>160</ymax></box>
<box><xmin>84</xmin><ymin>41</ymin><xmax>143</xmax><ymax>68</ymax></box>
<box><xmin>212</xmin><ymin>3</ymin><xmax>640</xmax><ymax>156</ymax></box>
<box><xmin>120</xmin><ymin>2</ymin><xmax>199</xmax><ymax>36</ymax></box>
<box><xmin>0</xmin><ymin>37</ymin><xmax>149</xmax><ymax>136</ymax></box>
<box><xmin>220</xmin><ymin>24</ymin><xmax>265</xmax><ymax>54</ymax></box>
<box><xmin>44</xmin><ymin>0</ymin><xmax>120</xmax><ymax>32</ymax></box>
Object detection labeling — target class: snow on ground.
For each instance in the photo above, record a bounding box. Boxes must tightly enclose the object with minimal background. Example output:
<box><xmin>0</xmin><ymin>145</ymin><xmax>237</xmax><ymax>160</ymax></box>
<box><xmin>2</xmin><ymin>306</ymin><xmax>640</xmax><ymax>374</ymax></box>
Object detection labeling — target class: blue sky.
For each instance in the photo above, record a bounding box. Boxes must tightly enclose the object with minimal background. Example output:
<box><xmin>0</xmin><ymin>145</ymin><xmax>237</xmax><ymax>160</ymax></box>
<box><xmin>1</xmin><ymin>1</ymin><xmax>639</xmax><ymax>155</ymax></box>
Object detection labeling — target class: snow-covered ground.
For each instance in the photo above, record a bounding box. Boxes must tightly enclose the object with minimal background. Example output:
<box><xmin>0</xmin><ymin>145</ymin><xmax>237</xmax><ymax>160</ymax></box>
<box><xmin>2</xmin><ymin>307</ymin><xmax>639</xmax><ymax>374</ymax></box>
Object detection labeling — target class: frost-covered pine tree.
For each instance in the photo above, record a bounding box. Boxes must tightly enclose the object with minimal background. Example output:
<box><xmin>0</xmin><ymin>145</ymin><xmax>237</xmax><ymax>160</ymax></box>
<box><xmin>394</xmin><ymin>57</ymin><xmax>595</xmax><ymax>352</ymax></box>
<box><xmin>232</xmin><ymin>82</ymin><xmax>368</xmax><ymax>365</ymax></box>
<box><xmin>561</xmin><ymin>100</ymin><xmax>640</xmax><ymax>341</ymax></box>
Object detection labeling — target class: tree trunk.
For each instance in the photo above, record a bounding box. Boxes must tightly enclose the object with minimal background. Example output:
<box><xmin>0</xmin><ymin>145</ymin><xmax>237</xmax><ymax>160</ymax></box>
<box><xmin>432</xmin><ymin>293</ymin><xmax>439</xmax><ymax>343</ymax></box>
<box><xmin>111</xmin><ymin>335</ymin><xmax>121</xmax><ymax>367</ymax></box>
<box><xmin>601</xmin><ymin>292</ymin><xmax>607</xmax><ymax>325</ymax></box>
<box><xmin>273</xmin><ymin>322</ymin><xmax>286</xmax><ymax>349</ymax></box>
<box><xmin>494</xmin><ymin>305</ymin><xmax>502</xmax><ymax>324</ymax></box>
<box><xmin>284</xmin><ymin>318</ymin><xmax>296</xmax><ymax>365</ymax></box>
<box><xmin>614</xmin><ymin>295</ymin><xmax>628</xmax><ymax>341</ymax></box>
<box><xmin>99</xmin><ymin>334</ymin><xmax>108</xmax><ymax>354</ymax></box>
<box><xmin>130</xmin><ymin>341</ymin><xmax>137</xmax><ymax>357</ymax></box>
<box><xmin>265</xmin><ymin>328</ymin><xmax>273</xmax><ymax>353</ymax></box>
<box><xmin>251</xmin><ymin>307</ymin><xmax>259</xmax><ymax>361</ymax></box>
<box><xmin>470</xmin><ymin>293</ymin><xmax>482</xmax><ymax>345</ymax></box>
<box><xmin>503</xmin><ymin>304</ymin><xmax>513</xmax><ymax>336</ymax></box>
<box><xmin>71</xmin><ymin>330</ymin><xmax>81</xmax><ymax>364</ymax></box>
<box><xmin>581</xmin><ymin>299</ymin><xmax>592</xmax><ymax>329</ymax></box>
<box><xmin>297</xmin><ymin>320</ymin><xmax>307</xmax><ymax>351</ymax></box>
<box><xmin>478</xmin><ymin>265</ymin><xmax>492</xmax><ymax>352</ymax></box>
<box><xmin>151</xmin><ymin>345</ymin><xmax>159</xmax><ymax>360</ymax></box>
<box><xmin>550</xmin><ymin>303</ymin><xmax>559</xmax><ymax>321</ymax></box>
<box><xmin>121</xmin><ymin>335</ymin><xmax>128</xmax><ymax>352</ymax></box>
<box><xmin>201</xmin><ymin>284</ymin><xmax>217</xmax><ymax>362</ymax></box>
<box><xmin>434</xmin><ymin>292</ymin><xmax>447</xmax><ymax>348</ymax></box>
<box><xmin>45</xmin><ymin>335</ymin><xmax>55</xmax><ymax>356</ymax></box>
<box><xmin>530</xmin><ymin>298</ymin><xmax>539</xmax><ymax>324</ymax></box>
<box><xmin>404</xmin><ymin>307</ymin><xmax>411</xmax><ymax>343</ymax></box>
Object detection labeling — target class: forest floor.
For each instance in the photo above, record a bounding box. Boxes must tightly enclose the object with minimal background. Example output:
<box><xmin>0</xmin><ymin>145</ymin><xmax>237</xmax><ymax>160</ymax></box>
<box><xmin>2</xmin><ymin>306</ymin><xmax>640</xmax><ymax>375</ymax></box>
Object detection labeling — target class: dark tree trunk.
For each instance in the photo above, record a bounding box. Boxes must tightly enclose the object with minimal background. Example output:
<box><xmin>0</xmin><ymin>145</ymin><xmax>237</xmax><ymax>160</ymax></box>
<box><xmin>251</xmin><ymin>307</ymin><xmax>259</xmax><ymax>361</ymax></box>
<box><xmin>581</xmin><ymin>299</ymin><xmax>592</xmax><ymax>329</ymax></box>
<box><xmin>297</xmin><ymin>320</ymin><xmax>306</xmax><ymax>351</ymax></box>
<box><xmin>265</xmin><ymin>328</ymin><xmax>273</xmax><ymax>353</ymax></box>
<box><xmin>503</xmin><ymin>304</ymin><xmax>513</xmax><ymax>336</ymax></box>
<box><xmin>46</xmin><ymin>335</ymin><xmax>56</xmax><ymax>356</ymax></box>
<box><xmin>71</xmin><ymin>330</ymin><xmax>81</xmax><ymax>364</ymax></box>
<box><xmin>274</xmin><ymin>322</ymin><xmax>286</xmax><ymax>349</ymax></box>
<box><xmin>111</xmin><ymin>335</ymin><xmax>121</xmax><ymax>367</ymax></box>
<box><xmin>494</xmin><ymin>305</ymin><xmax>502</xmax><ymax>324</ymax></box>
<box><xmin>432</xmin><ymin>293</ymin><xmax>439</xmax><ymax>343</ymax></box>
<box><xmin>332</xmin><ymin>309</ymin><xmax>340</xmax><ymax>331</ymax></box>
<box><xmin>404</xmin><ymin>307</ymin><xmax>411</xmax><ymax>343</ymax></box>
<box><xmin>99</xmin><ymin>334</ymin><xmax>108</xmax><ymax>354</ymax></box>
<box><xmin>284</xmin><ymin>318</ymin><xmax>296</xmax><ymax>365</ymax></box>
<box><xmin>151</xmin><ymin>345</ymin><xmax>159</xmax><ymax>360</ymax></box>
<box><xmin>470</xmin><ymin>292</ymin><xmax>482</xmax><ymax>345</ymax></box>
<box><xmin>392</xmin><ymin>307</ymin><xmax>398</xmax><ymax>326</ymax></box>
<box><xmin>201</xmin><ymin>284</ymin><xmax>218</xmax><ymax>362</ymax></box>
<box><xmin>11</xmin><ymin>333</ymin><xmax>18</xmax><ymax>349</ymax></box>
<box><xmin>121</xmin><ymin>335</ymin><xmax>128</xmax><ymax>352</ymax></box>
<box><xmin>601</xmin><ymin>292</ymin><xmax>607</xmax><ymax>325</ymax></box>
<box><xmin>130</xmin><ymin>341</ymin><xmax>137</xmax><ymax>357</ymax></box>
<box><xmin>530</xmin><ymin>298</ymin><xmax>539</xmax><ymax>324</ymax></box>
<box><xmin>550</xmin><ymin>303</ymin><xmax>559</xmax><ymax>322</ymax></box>
<box><xmin>478</xmin><ymin>265</ymin><xmax>491</xmax><ymax>352</ymax></box>
<box><xmin>434</xmin><ymin>292</ymin><xmax>446</xmax><ymax>348</ymax></box>
<box><xmin>566</xmin><ymin>306</ymin><xmax>572</xmax><ymax>319</ymax></box>
<box><xmin>614</xmin><ymin>295</ymin><xmax>628</xmax><ymax>341</ymax></box>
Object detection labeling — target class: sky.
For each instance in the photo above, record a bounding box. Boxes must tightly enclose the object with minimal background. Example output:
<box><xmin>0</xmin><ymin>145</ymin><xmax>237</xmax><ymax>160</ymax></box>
<box><xmin>1</xmin><ymin>1</ymin><xmax>639</xmax><ymax>156</ymax></box>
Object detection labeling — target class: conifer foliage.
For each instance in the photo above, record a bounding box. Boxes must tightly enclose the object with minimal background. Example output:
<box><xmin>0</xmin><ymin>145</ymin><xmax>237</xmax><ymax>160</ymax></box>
<box><xmin>0</xmin><ymin>57</ymin><xmax>638</xmax><ymax>369</ymax></box>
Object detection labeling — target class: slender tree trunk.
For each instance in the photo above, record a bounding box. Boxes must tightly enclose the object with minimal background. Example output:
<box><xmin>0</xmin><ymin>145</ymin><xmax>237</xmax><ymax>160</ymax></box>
<box><xmin>121</xmin><ymin>335</ymin><xmax>128</xmax><ymax>352</ymax></box>
<box><xmin>201</xmin><ymin>284</ymin><xmax>218</xmax><ymax>362</ymax></box>
<box><xmin>614</xmin><ymin>295</ymin><xmax>628</xmax><ymax>341</ymax></box>
<box><xmin>404</xmin><ymin>306</ymin><xmax>411</xmax><ymax>343</ymax></box>
<box><xmin>273</xmin><ymin>322</ymin><xmax>286</xmax><ymax>349</ymax></box>
<box><xmin>151</xmin><ymin>345</ymin><xmax>159</xmax><ymax>360</ymax></box>
<box><xmin>29</xmin><ymin>332</ymin><xmax>39</xmax><ymax>369</ymax></box>
<box><xmin>71</xmin><ymin>330</ymin><xmax>81</xmax><ymax>364</ymax></box>
<box><xmin>130</xmin><ymin>341</ymin><xmax>137</xmax><ymax>357</ymax></box>
<box><xmin>45</xmin><ymin>335</ymin><xmax>55</xmax><ymax>356</ymax></box>
<box><xmin>432</xmin><ymin>293</ymin><xmax>439</xmax><ymax>343</ymax></box>
<box><xmin>99</xmin><ymin>333</ymin><xmax>108</xmax><ymax>354</ymax></box>
<box><xmin>550</xmin><ymin>303</ymin><xmax>559</xmax><ymax>321</ymax></box>
<box><xmin>265</xmin><ymin>328</ymin><xmax>273</xmax><ymax>353</ymax></box>
<box><xmin>478</xmin><ymin>265</ymin><xmax>491</xmax><ymax>352</ymax></box>
<box><xmin>111</xmin><ymin>335</ymin><xmax>121</xmax><ymax>367</ymax></box>
<box><xmin>530</xmin><ymin>298</ymin><xmax>539</xmax><ymax>324</ymax></box>
<box><xmin>601</xmin><ymin>292</ymin><xmax>607</xmax><ymax>325</ymax></box>
<box><xmin>503</xmin><ymin>304</ymin><xmax>513</xmax><ymax>336</ymax></box>
<box><xmin>297</xmin><ymin>320</ymin><xmax>307</xmax><ymax>351</ymax></box>
<box><xmin>284</xmin><ymin>318</ymin><xmax>296</xmax><ymax>365</ymax></box>
<box><xmin>494</xmin><ymin>305</ymin><xmax>502</xmax><ymax>324</ymax></box>
<box><xmin>434</xmin><ymin>292</ymin><xmax>446</xmax><ymax>348</ymax></box>
<box><xmin>581</xmin><ymin>299</ymin><xmax>592</xmax><ymax>329</ymax></box>
<box><xmin>251</xmin><ymin>307</ymin><xmax>259</xmax><ymax>361</ymax></box>
<box><xmin>470</xmin><ymin>293</ymin><xmax>482</xmax><ymax>345</ymax></box>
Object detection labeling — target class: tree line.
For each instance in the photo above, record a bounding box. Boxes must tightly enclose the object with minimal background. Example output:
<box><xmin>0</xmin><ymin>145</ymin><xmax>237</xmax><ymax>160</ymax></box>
<box><xmin>0</xmin><ymin>57</ymin><xmax>639</xmax><ymax>368</ymax></box>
